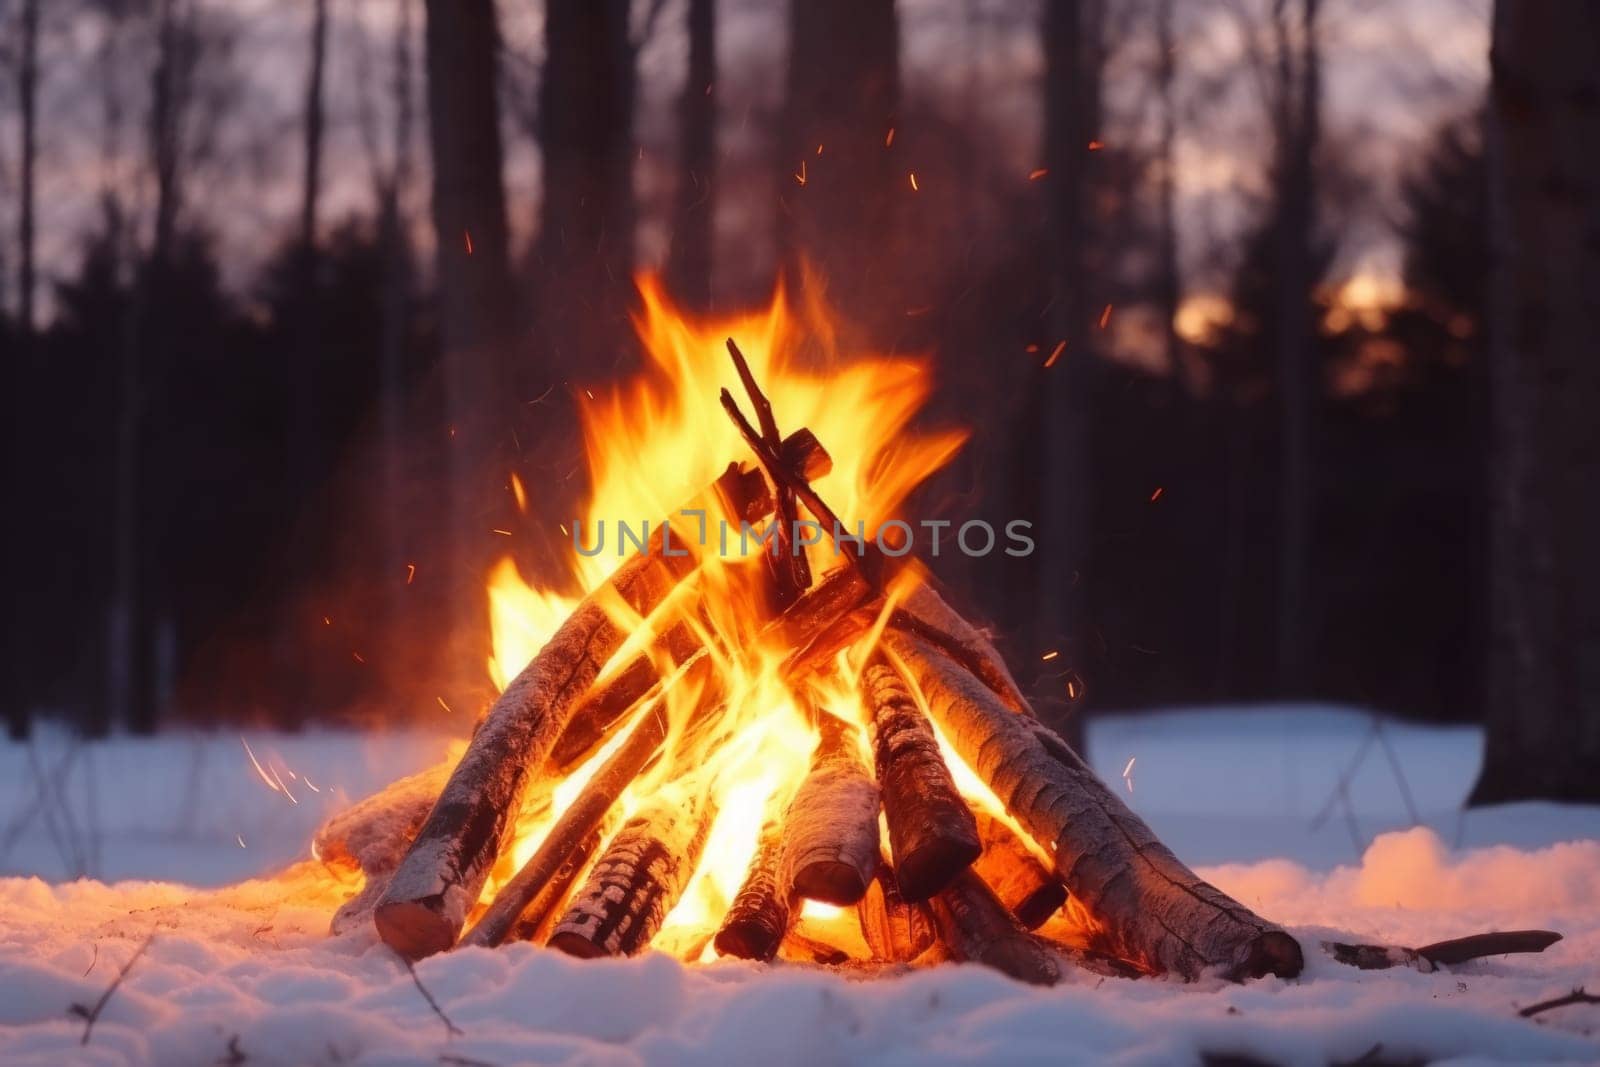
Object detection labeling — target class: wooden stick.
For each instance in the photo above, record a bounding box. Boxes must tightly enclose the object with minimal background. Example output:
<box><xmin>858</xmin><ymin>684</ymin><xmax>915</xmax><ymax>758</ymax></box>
<box><xmin>457</xmin><ymin>697</ymin><xmax>675</xmax><ymax>949</ymax></box>
<box><xmin>857</xmin><ymin>862</ymin><xmax>937</xmax><ymax>962</ymax></box>
<box><xmin>713</xmin><ymin>804</ymin><xmax>795</xmax><ymax>961</ymax></box>
<box><xmin>783</xmin><ymin>714</ymin><xmax>881</xmax><ymax>905</ymax></box>
<box><xmin>547</xmin><ymin>794</ymin><xmax>717</xmax><ymax>958</ymax></box>
<box><xmin>726</xmin><ymin>337</ymin><xmax>811</xmax><ymax>605</ymax></box>
<box><xmin>504</xmin><ymin>828</ymin><xmax>602</xmax><ymax>945</ymax></box>
<box><xmin>547</xmin><ymin>619</ymin><xmax>702</xmax><ymax>773</ymax></box>
<box><xmin>374</xmin><ymin>533</ymin><xmax>696</xmax><ymax>960</ymax></box>
<box><xmin>884</xmin><ymin>628</ymin><xmax>1303</xmax><ymax>981</ymax></box>
<box><xmin>929</xmin><ymin>868</ymin><xmax>1060</xmax><ymax>986</ymax></box>
<box><xmin>971</xmin><ymin>811</ymin><xmax>1066</xmax><ymax>930</ymax></box>
<box><xmin>1323</xmin><ymin>929</ymin><xmax>1562</xmax><ymax>972</ymax></box>
<box><xmin>720</xmin><ymin>388</ymin><xmax>888</xmax><ymax>589</ymax></box>
<box><xmin>862</xmin><ymin>658</ymin><xmax>981</xmax><ymax>900</ymax></box>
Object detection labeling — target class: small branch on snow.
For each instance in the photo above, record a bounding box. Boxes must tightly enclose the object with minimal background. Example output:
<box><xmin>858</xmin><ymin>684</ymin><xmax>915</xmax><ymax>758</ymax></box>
<box><xmin>217</xmin><ymin>1034</ymin><xmax>247</xmax><ymax>1064</ymax></box>
<box><xmin>1519</xmin><ymin>987</ymin><xmax>1600</xmax><ymax>1019</ymax></box>
<box><xmin>70</xmin><ymin>933</ymin><xmax>153</xmax><ymax>1046</ymax></box>
<box><xmin>439</xmin><ymin>1055</ymin><xmax>503</xmax><ymax>1067</ymax></box>
<box><xmin>400</xmin><ymin>953</ymin><xmax>463</xmax><ymax>1038</ymax></box>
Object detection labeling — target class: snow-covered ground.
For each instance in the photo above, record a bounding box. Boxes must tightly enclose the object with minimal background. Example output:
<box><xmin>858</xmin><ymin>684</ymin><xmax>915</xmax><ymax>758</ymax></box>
<box><xmin>1</xmin><ymin>706</ymin><xmax>1596</xmax><ymax>1065</ymax></box>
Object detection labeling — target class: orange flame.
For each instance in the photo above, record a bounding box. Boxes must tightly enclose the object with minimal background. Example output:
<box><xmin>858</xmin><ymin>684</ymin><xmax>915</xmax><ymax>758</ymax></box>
<box><xmin>478</xmin><ymin>274</ymin><xmax>967</xmax><ymax>951</ymax></box>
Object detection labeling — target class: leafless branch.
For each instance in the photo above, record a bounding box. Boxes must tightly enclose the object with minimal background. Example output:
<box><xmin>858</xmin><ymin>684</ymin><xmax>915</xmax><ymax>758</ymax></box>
<box><xmin>1520</xmin><ymin>987</ymin><xmax>1600</xmax><ymax>1019</ymax></box>
<box><xmin>69</xmin><ymin>934</ymin><xmax>154</xmax><ymax>1046</ymax></box>
<box><xmin>400</xmin><ymin>953</ymin><xmax>463</xmax><ymax>1038</ymax></box>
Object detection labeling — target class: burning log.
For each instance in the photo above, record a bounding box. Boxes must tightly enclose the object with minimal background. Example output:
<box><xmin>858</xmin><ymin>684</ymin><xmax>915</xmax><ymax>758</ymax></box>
<box><xmin>783</xmin><ymin>714</ymin><xmax>881</xmax><ymax>906</ymax></box>
<box><xmin>502</xmin><ymin>829</ymin><xmax>603</xmax><ymax>945</ymax></box>
<box><xmin>457</xmin><ymin>698</ymin><xmax>674</xmax><ymax>950</ymax></box>
<box><xmin>547</xmin><ymin>794</ymin><xmax>717</xmax><ymax>958</ymax></box>
<box><xmin>713</xmin><ymin>807</ymin><xmax>795</xmax><ymax>962</ymax></box>
<box><xmin>894</xmin><ymin>582</ymin><xmax>1027</xmax><ymax>711</ymax></box>
<box><xmin>547</xmin><ymin>431</ymin><xmax>834</xmax><ymax>774</ymax></box>
<box><xmin>374</xmin><ymin>538</ymin><xmax>697</xmax><ymax>960</ymax></box>
<box><xmin>861</xmin><ymin>659</ymin><xmax>981</xmax><ymax>900</ymax></box>
<box><xmin>884</xmin><ymin>629</ymin><xmax>1304</xmax><ymax>981</ymax></box>
<box><xmin>857</xmin><ymin>863</ymin><xmax>937</xmax><ymax>963</ymax></box>
<box><xmin>971</xmin><ymin>812</ymin><xmax>1066</xmax><ymax>930</ymax></box>
<box><xmin>929</xmin><ymin>868</ymin><xmax>1060</xmax><ymax>987</ymax></box>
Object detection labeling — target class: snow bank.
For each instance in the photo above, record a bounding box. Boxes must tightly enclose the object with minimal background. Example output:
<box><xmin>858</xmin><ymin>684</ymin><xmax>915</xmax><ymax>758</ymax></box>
<box><xmin>1</xmin><ymin>710</ymin><xmax>1595</xmax><ymax>1064</ymax></box>
<box><xmin>0</xmin><ymin>834</ymin><xmax>1593</xmax><ymax>1062</ymax></box>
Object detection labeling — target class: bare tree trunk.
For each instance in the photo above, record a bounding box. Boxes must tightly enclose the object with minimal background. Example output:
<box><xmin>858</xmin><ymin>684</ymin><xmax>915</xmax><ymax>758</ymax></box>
<box><xmin>1472</xmin><ymin>1</ymin><xmax>1600</xmax><ymax>805</ymax></box>
<box><xmin>1154</xmin><ymin>0</ymin><xmax>1181</xmax><ymax>378</ymax></box>
<box><xmin>1021</xmin><ymin>0</ymin><xmax>1103</xmax><ymax>747</ymax></box>
<box><xmin>17</xmin><ymin>0</ymin><xmax>39</xmax><ymax>336</ymax></box>
<box><xmin>422</xmin><ymin>0</ymin><xmax>518</xmax><ymax>657</ymax></box>
<box><xmin>779</xmin><ymin>0</ymin><xmax>899</xmax><ymax>340</ymax></box>
<box><xmin>300</xmin><ymin>0</ymin><xmax>328</xmax><ymax>255</ymax></box>
<box><xmin>112</xmin><ymin>0</ymin><xmax>188</xmax><ymax>735</ymax></box>
<box><xmin>378</xmin><ymin>0</ymin><xmax>416</xmax><ymax>643</ymax></box>
<box><xmin>1273</xmin><ymin>0</ymin><xmax>1319</xmax><ymax>692</ymax></box>
<box><xmin>535</xmin><ymin>0</ymin><xmax>635</xmax><ymax>374</ymax></box>
<box><xmin>665</xmin><ymin>0</ymin><xmax>715</xmax><ymax>310</ymax></box>
<box><xmin>7</xmin><ymin>0</ymin><xmax>41</xmax><ymax>740</ymax></box>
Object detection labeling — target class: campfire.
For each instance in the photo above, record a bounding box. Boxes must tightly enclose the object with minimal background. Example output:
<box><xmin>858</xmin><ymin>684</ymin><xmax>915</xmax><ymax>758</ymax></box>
<box><xmin>313</xmin><ymin>279</ymin><xmax>1308</xmax><ymax>983</ymax></box>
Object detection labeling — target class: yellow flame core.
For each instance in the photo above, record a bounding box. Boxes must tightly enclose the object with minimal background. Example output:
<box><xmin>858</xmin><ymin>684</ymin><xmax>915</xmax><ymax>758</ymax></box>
<box><xmin>477</xmin><ymin>275</ymin><xmax>967</xmax><ymax>952</ymax></box>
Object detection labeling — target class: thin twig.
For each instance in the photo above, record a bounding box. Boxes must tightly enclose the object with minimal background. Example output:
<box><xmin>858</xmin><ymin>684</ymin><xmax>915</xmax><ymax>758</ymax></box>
<box><xmin>401</xmin><ymin>954</ymin><xmax>463</xmax><ymax>1038</ymax></box>
<box><xmin>1519</xmin><ymin>987</ymin><xmax>1600</xmax><ymax>1019</ymax></box>
<box><xmin>720</xmin><ymin>387</ymin><xmax>886</xmax><ymax>589</ymax></box>
<box><xmin>725</xmin><ymin>337</ymin><xmax>810</xmax><ymax>599</ymax></box>
<box><xmin>70</xmin><ymin>934</ymin><xmax>153</xmax><ymax>1045</ymax></box>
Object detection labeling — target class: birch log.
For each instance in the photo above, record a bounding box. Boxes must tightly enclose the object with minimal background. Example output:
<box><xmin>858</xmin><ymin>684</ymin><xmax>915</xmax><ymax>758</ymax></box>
<box><xmin>857</xmin><ymin>863</ymin><xmax>937</xmax><ymax>962</ymax></box>
<box><xmin>547</xmin><ymin>795</ymin><xmax>716</xmax><ymax>958</ymax></box>
<box><xmin>713</xmin><ymin>807</ymin><xmax>795</xmax><ymax>961</ymax></box>
<box><xmin>885</xmin><ymin>629</ymin><xmax>1303</xmax><ymax>981</ymax></box>
<box><xmin>862</xmin><ymin>659</ymin><xmax>981</xmax><ymax>900</ymax></box>
<box><xmin>971</xmin><ymin>811</ymin><xmax>1066</xmax><ymax>930</ymax></box>
<box><xmin>783</xmin><ymin>715</ymin><xmax>881</xmax><ymax>905</ymax></box>
<box><xmin>457</xmin><ymin>700</ymin><xmax>673</xmax><ymax>949</ymax></box>
<box><xmin>374</xmin><ymin>539</ymin><xmax>696</xmax><ymax>959</ymax></box>
<box><xmin>930</xmin><ymin>868</ymin><xmax>1060</xmax><ymax>986</ymax></box>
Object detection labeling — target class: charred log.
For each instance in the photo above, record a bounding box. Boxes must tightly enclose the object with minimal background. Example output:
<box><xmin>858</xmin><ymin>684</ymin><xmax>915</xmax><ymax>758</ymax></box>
<box><xmin>885</xmin><ymin>629</ymin><xmax>1303</xmax><ymax>981</ymax></box>
<box><xmin>713</xmin><ymin>807</ymin><xmax>795</xmax><ymax>961</ymax></box>
<box><xmin>971</xmin><ymin>812</ymin><xmax>1066</xmax><ymax>930</ymax></box>
<box><xmin>547</xmin><ymin>795</ymin><xmax>716</xmax><ymax>958</ymax></box>
<box><xmin>856</xmin><ymin>863</ymin><xmax>937</xmax><ymax>963</ymax></box>
<box><xmin>504</xmin><ymin>828</ymin><xmax>603</xmax><ymax>944</ymax></box>
<box><xmin>929</xmin><ymin>868</ymin><xmax>1060</xmax><ymax>986</ymax></box>
<box><xmin>862</xmin><ymin>659</ymin><xmax>981</xmax><ymax>900</ymax></box>
<box><xmin>458</xmin><ymin>700</ymin><xmax>673</xmax><ymax>949</ymax></box>
<box><xmin>783</xmin><ymin>714</ymin><xmax>881</xmax><ymax>905</ymax></box>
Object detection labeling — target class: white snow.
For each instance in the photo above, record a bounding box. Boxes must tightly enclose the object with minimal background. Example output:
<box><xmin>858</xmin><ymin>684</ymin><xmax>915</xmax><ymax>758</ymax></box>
<box><xmin>1</xmin><ymin>707</ymin><xmax>1596</xmax><ymax>1065</ymax></box>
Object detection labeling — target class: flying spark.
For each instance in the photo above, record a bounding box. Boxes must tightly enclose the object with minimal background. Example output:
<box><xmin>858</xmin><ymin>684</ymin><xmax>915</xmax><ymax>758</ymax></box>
<box><xmin>908</xmin><ymin>172</ymin><xmax>919</xmax><ymax>191</ymax></box>
<box><xmin>1044</xmin><ymin>341</ymin><xmax>1066</xmax><ymax>368</ymax></box>
<box><xmin>1029</xmin><ymin>168</ymin><xmax>1048</xmax><ymax>180</ymax></box>
<box><xmin>405</xmin><ymin>563</ymin><xmax>416</xmax><ymax>584</ymax></box>
<box><xmin>1149</xmin><ymin>487</ymin><xmax>1164</xmax><ymax>502</ymax></box>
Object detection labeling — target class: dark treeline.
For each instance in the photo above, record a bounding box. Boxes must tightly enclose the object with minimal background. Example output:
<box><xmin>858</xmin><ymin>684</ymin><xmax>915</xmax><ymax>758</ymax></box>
<box><xmin>1</xmin><ymin>0</ymin><xmax>1593</xmax><ymax>804</ymax></box>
